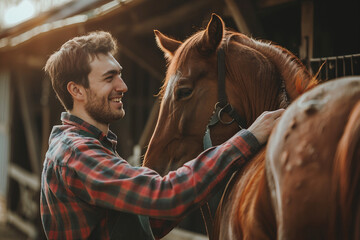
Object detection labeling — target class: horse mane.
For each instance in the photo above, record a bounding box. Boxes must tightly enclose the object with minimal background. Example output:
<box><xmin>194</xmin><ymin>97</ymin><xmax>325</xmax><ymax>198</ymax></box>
<box><xmin>224</xmin><ymin>31</ymin><xmax>317</xmax><ymax>101</ymax></box>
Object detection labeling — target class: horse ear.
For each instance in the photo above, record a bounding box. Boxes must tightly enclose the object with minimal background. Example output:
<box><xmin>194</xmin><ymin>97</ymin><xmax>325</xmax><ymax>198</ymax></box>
<box><xmin>154</xmin><ymin>30</ymin><xmax>182</xmax><ymax>60</ymax></box>
<box><xmin>200</xmin><ymin>13</ymin><xmax>224</xmax><ymax>54</ymax></box>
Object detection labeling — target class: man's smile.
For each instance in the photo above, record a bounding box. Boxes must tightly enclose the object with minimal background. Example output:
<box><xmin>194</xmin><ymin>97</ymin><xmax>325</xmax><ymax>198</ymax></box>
<box><xmin>111</xmin><ymin>97</ymin><xmax>122</xmax><ymax>103</ymax></box>
<box><xmin>109</xmin><ymin>95</ymin><xmax>124</xmax><ymax>108</ymax></box>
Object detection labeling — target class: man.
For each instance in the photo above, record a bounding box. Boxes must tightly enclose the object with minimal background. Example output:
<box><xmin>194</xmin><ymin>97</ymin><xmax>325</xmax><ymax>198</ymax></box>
<box><xmin>41</xmin><ymin>31</ymin><xmax>284</xmax><ymax>239</ymax></box>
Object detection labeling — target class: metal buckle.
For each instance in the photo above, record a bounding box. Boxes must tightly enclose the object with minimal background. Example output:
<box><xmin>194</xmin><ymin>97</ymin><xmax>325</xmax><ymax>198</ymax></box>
<box><xmin>218</xmin><ymin>103</ymin><xmax>235</xmax><ymax>125</ymax></box>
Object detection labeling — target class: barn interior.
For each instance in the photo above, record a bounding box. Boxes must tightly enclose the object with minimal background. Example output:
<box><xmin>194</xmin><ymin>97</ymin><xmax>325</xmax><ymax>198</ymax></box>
<box><xmin>0</xmin><ymin>0</ymin><xmax>359</xmax><ymax>238</ymax></box>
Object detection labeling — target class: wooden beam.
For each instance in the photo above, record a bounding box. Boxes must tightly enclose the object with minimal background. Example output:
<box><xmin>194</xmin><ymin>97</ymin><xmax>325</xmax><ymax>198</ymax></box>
<box><xmin>257</xmin><ymin>0</ymin><xmax>296</xmax><ymax>8</ymax></box>
<box><xmin>129</xmin><ymin>0</ymin><xmax>213</xmax><ymax>36</ymax></box>
<box><xmin>18</xmin><ymin>54</ymin><xmax>46</xmax><ymax>69</ymax></box>
<box><xmin>15</xmin><ymin>74</ymin><xmax>41</xmax><ymax>174</ymax></box>
<box><xmin>0</xmin><ymin>52</ymin><xmax>45</xmax><ymax>69</ymax></box>
<box><xmin>225</xmin><ymin>0</ymin><xmax>264</xmax><ymax>37</ymax></box>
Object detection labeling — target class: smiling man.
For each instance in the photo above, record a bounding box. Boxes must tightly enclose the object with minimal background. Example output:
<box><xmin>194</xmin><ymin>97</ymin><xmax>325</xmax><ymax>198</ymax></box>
<box><xmin>40</xmin><ymin>31</ymin><xmax>283</xmax><ymax>240</ymax></box>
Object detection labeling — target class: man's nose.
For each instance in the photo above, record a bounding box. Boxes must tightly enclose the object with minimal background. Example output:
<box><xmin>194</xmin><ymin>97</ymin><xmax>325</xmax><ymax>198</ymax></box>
<box><xmin>114</xmin><ymin>75</ymin><xmax>128</xmax><ymax>93</ymax></box>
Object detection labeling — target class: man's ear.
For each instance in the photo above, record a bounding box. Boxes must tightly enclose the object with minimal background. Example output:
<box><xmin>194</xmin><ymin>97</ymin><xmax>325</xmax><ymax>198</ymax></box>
<box><xmin>67</xmin><ymin>81</ymin><xmax>86</xmax><ymax>101</ymax></box>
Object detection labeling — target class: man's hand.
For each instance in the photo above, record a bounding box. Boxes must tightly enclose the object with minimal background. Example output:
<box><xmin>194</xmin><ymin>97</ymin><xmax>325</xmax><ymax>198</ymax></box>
<box><xmin>247</xmin><ymin>109</ymin><xmax>285</xmax><ymax>145</ymax></box>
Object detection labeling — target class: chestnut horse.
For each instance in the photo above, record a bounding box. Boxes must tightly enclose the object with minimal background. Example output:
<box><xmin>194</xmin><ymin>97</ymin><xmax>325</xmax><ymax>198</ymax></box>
<box><xmin>266</xmin><ymin>76</ymin><xmax>360</xmax><ymax>240</ymax></box>
<box><xmin>143</xmin><ymin>14</ymin><xmax>359</xmax><ymax>239</ymax></box>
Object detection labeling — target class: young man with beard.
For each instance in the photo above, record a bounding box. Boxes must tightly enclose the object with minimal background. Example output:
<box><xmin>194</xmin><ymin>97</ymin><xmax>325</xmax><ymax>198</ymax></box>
<box><xmin>41</xmin><ymin>31</ymin><xmax>284</xmax><ymax>239</ymax></box>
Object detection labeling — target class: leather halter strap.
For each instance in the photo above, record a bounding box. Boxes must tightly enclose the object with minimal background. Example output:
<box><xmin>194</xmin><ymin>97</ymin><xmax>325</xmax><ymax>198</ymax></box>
<box><xmin>200</xmin><ymin>47</ymin><xmax>246</xmax><ymax>240</ymax></box>
<box><xmin>203</xmin><ymin>47</ymin><xmax>246</xmax><ymax>149</ymax></box>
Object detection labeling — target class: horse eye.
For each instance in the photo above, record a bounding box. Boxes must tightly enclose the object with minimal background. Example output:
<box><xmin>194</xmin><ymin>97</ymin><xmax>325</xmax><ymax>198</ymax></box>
<box><xmin>176</xmin><ymin>88</ymin><xmax>193</xmax><ymax>100</ymax></box>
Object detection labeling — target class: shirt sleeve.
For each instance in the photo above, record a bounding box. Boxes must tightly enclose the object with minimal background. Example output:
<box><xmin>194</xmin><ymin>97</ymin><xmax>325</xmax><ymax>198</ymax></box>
<box><xmin>63</xmin><ymin>129</ymin><xmax>260</xmax><ymax>221</ymax></box>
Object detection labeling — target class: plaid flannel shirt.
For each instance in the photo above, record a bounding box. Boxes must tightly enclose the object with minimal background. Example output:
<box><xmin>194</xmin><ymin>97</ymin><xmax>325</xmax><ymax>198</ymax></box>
<box><xmin>40</xmin><ymin>112</ymin><xmax>260</xmax><ymax>239</ymax></box>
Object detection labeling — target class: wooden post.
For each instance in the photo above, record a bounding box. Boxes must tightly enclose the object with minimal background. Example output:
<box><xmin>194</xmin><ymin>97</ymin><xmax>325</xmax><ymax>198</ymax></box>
<box><xmin>0</xmin><ymin>70</ymin><xmax>12</xmax><ymax>222</ymax></box>
<box><xmin>138</xmin><ymin>98</ymin><xmax>160</xmax><ymax>150</ymax></box>
<box><xmin>15</xmin><ymin>73</ymin><xmax>41</xmax><ymax>174</ymax></box>
<box><xmin>41</xmin><ymin>78</ymin><xmax>51</xmax><ymax>161</ymax></box>
<box><xmin>300</xmin><ymin>0</ymin><xmax>314</xmax><ymax>69</ymax></box>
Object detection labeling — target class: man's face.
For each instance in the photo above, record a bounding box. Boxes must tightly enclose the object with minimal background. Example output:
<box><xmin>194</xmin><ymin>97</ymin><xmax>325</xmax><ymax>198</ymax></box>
<box><xmin>85</xmin><ymin>53</ymin><xmax>128</xmax><ymax>124</ymax></box>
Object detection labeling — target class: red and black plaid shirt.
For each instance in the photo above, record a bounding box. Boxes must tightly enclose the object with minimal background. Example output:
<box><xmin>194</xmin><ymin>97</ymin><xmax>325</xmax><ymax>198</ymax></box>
<box><xmin>40</xmin><ymin>112</ymin><xmax>260</xmax><ymax>239</ymax></box>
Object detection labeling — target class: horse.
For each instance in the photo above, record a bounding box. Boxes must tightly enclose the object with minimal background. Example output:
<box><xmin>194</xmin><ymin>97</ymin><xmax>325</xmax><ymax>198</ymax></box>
<box><xmin>143</xmin><ymin>13</ymin><xmax>360</xmax><ymax>239</ymax></box>
<box><xmin>265</xmin><ymin>76</ymin><xmax>360</xmax><ymax>240</ymax></box>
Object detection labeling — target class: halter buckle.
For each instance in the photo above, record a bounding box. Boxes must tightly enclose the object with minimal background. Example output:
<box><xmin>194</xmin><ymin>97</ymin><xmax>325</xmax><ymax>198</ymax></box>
<box><xmin>217</xmin><ymin>103</ymin><xmax>235</xmax><ymax>125</ymax></box>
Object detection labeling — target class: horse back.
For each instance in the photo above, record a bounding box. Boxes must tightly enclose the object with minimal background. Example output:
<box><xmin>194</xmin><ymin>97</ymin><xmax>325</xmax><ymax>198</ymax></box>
<box><xmin>266</xmin><ymin>77</ymin><xmax>360</xmax><ymax>240</ymax></box>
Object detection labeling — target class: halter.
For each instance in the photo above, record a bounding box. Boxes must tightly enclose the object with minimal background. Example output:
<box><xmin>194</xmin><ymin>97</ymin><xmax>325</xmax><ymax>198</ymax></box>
<box><xmin>203</xmin><ymin>47</ymin><xmax>247</xmax><ymax>149</ymax></box>
<box><xmin>200</xmin><ymin>46</ymin><xmax>247</xmax><ymax>239</ymax></box>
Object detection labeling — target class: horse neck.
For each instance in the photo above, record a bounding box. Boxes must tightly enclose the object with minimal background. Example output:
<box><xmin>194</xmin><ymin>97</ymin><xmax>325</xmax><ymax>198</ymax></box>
<box><xmin>224</xmin><ymin>41</ymin><xmax>286</xmax><ymax>123</ymax></box>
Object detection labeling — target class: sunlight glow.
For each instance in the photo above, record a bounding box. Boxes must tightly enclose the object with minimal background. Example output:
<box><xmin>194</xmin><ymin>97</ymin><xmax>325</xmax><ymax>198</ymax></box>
<box><xmin>4</xmin><ymin>0</ymin><xmax>36</xmax><ymax>27</ymax></box>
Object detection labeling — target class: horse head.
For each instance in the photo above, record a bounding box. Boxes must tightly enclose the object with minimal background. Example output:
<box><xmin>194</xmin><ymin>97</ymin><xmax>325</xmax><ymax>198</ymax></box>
<box><xmin>143</xmin><ymin>14</ymin><xmax>315</xmax><ymax>176</ymax></box>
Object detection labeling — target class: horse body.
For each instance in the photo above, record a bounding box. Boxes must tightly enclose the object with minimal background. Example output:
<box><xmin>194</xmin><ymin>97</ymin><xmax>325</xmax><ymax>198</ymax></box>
<box><xmin>143</xmin><ymin>14</ymin><xmax>359</xmax><ymax>239</ymax></box>
<box><xmin>266</xmin><ymin>77</ymin><xmax>360</xmax><ymax>239</ymax></box>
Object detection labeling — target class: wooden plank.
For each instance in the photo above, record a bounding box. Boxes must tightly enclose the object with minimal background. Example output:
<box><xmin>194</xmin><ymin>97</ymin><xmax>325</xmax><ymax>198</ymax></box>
<box><xmin>15</xmin><ymin>74</ymin><xmax>41</xmax><ymax>174</ymax></box>
<box><xmin>8</xmin><ymin>163</ymin><xmax>40</xmax><ymax>191</ymax></box>
<box><xmin>7</xmin><ymin>211</ymin><xmax>38</xmax><ymax>239</ymax></box>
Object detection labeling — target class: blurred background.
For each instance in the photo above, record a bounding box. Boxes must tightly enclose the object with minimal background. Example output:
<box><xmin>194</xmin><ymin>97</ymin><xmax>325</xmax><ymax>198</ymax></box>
<box><xmin>0</xmin><ymin>0</ymin><xmax>359</xmax><ymax>239</ymax></box>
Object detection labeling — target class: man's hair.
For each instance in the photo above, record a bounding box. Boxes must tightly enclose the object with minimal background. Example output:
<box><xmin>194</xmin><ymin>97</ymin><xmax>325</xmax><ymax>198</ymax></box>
<box><xmin>44</xmin><ymin>31</ymin><xmax>118</xmax><ymax>110</ymax></box>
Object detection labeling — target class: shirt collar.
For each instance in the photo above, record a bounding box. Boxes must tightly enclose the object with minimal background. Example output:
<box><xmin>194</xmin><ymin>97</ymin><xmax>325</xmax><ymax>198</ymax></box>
<box><xmin>60</xmin><ymin>112</ymin><xmax>118</xmax><ymax>147</ymax></box>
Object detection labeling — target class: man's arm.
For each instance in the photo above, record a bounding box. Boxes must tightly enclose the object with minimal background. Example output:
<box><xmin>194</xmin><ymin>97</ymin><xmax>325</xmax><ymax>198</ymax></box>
<box><xmin>149</xmin><ymin>109</ymin><xmax>285</xmax><ymax>237</ymax></box>
<box><xmin>65</xmin><ymin>109</ymin><xmax>283</xmax><ymax>214</ymax></box>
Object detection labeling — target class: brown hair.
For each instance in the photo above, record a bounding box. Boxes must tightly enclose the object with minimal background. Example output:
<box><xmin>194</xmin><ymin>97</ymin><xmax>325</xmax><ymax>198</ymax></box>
<box><xmin>44</xmin><ymin>31</ymin><xmax>118</xmax><ymax>110</ymax></box>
